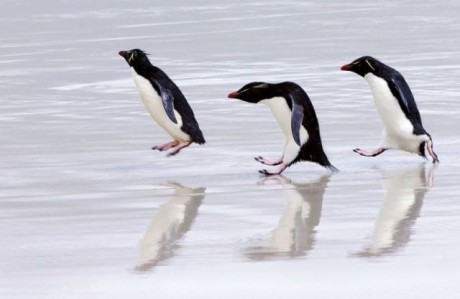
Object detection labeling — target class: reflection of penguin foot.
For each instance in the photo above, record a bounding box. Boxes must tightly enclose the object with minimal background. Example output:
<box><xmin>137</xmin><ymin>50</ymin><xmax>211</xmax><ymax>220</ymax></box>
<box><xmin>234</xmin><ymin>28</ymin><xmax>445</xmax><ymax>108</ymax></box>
<box><xmin>152</xmin><ymin>140</ymin><xmax>179</xmax><ymax>151</ymax></box>
<box><xmin>352</xmin><ymin>248</ymin><xmax>386</xmax><ymax>258</ymax></box>
<box><xmin>160</xmin><ymin>181</ymin><xmax>187</xmax><ymax>189</ymax></box>
<box><xmin>257</xmin><ymin>174</ymin><xmax>289</xmax><ymax>186</ymax></box>
<box><xmin>259</xmin><ymin>163</ymin><xmax>287</xmax><ymax>176</ymax></box>
<box><xmin>353</xmin><ymin>147</ymin><xmax>387</xmax><ymax>157</ymax></box>
<box><xmin>166</xmin><ymin>141</ymin><xmax>191</xmax><ymax>157</ymax></box>
<box><xmin>254</xmin><ymin>156</ymin><xmax>283</xmax><ymax>166</ymax></box>
<box><xmin>427</xmin><ymin>170</ymin><xmax>434</xmax><ymax>188</ymax></box>
<box><xmin>427</xmin><ymin>163</ymin><xmax>437</xmax><ymax>188</ymax></box>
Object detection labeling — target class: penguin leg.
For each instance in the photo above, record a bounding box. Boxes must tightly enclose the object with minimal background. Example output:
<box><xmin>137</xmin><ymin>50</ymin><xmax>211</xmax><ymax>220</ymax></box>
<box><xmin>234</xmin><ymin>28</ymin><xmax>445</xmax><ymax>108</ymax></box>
<box><xmin>258</xmin><ymin>142</ymin><xmax>298</xmax><ymax>175</ymax></box>
<box><xmin>426</xmin><ymin>139</ymin><xmax>439</xmax><ymax>163</ymax></box>
<box><xmin>254</xmin><ymin>156</ymin><xmax>283</xmax><ymax>166</ymax></box>
<box><xmin>259</xmin><ymin>163</ymin><xmax>288</xmax><ymax>176</ymax></box>
<box><xmin>152</xmin><ymin>140</ymin><xmax>179</xmax><ymax>151</ymax></box>
<box><xmin>167</xmin><ymin>141</ymin><xmax>192</xmax><ymax>157</ymax></box>
<box><xmin>353</xmin><ymin>147</ymin><xmax>387</xmax><ymax>157</ymax></box>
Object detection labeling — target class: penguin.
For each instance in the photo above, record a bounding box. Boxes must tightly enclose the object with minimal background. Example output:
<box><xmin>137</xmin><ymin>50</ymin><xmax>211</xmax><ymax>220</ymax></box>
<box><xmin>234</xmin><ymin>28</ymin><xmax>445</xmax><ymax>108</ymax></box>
<box><xmin>228</xmin><ymin>81</ymin><xmax>337</xmax><ymax>175</ymax></box>
<box><xmin>341</xmin><ymin>56</ymin><xmax>439</xmax><ymax>163</ymax></box>
<box><xmin>119</xmin><ymin>49</ymin><xmax>205</xmax><ymax>156</ymax></box>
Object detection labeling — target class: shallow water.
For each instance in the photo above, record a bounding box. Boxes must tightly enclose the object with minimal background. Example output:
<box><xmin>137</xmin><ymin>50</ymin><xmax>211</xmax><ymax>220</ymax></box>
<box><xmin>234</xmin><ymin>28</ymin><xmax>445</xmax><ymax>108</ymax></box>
<box><xmin>1</xmin><ymin>0</ymin><xmax>460</xmax><ymax>298</ymax></box>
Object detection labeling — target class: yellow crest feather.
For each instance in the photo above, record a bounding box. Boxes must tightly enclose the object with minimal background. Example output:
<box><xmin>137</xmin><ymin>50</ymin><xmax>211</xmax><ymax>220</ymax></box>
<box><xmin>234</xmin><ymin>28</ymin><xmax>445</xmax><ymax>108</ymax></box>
<box><xmin>365</xmin><ymin>59</ymin><xmax>375</xmax><ymax>71</ymax></box>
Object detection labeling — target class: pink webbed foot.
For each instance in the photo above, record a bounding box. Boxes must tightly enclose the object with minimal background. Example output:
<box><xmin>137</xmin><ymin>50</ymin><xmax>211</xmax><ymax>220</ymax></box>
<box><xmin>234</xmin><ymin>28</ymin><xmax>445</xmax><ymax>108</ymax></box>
<box><xmin>152</xmin><ymin>140</ymin><xmax>179</xmax><ymax>151</ymax></box>
<box><xmin>426</xmin><ymin>139</ymin><xmax>439</xmax><ymax>164</ymax></box>
<box><xmin>259</xmin><ymin>163</ymin><xmax>288</xmax><ymax>176</ymax></box>
<box><xmin>254</xmin><ymin>156</ymin><xmax>283</xmax><ymax>166</ymax></box>
<box><xmin>353</xmin><ymin>147</ymin><xmax>387</xmax><ymax>157</ymax></box>
<box><xmin>167</xmin><ymin>141</ymin><xmax>192</xmax><ymax>157</ymax></box>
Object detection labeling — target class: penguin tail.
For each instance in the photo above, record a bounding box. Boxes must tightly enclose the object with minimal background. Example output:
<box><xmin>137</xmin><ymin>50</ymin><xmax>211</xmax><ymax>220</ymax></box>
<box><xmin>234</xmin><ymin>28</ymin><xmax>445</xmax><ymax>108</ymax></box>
<box><xmin>194</xmin><ymin>126</ymin><xmax>206</xmax><ymax>144</ymax></box>
<box><xmin>326</xmin><ymin>164</ymin><xmax>339</xmax><ymax>173</ymax></box>
<box><xmin>318</xmin><ymin>155</ymin><xmax>338</xmax><ymax>172</ymax></box>
<box><xmin>299</xmin><ymin>139</ymin><xmax>338</xmax><ymax>172</ymax></box>
<box><xmin>184</xmin><ymin>125</ymin><xmax>206</xmax><ymax>145</ymax></box>
<box><xmin>192</xmin><ymin>132</ymin><xmax>206</xmax><ymax>145</ymax></box>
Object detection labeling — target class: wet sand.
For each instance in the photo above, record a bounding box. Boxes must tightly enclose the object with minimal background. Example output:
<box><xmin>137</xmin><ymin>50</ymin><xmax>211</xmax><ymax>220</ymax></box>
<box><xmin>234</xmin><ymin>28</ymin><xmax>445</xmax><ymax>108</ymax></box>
<box><xmin>1</xmin><ymin>0</ymin><xmax>460</xmax><ymax>298</ymax></box>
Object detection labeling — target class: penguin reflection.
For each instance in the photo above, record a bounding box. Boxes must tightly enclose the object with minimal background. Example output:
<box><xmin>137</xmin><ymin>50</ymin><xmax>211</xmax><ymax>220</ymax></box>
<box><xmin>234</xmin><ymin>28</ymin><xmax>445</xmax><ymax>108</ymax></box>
<box><xmin>246</xmin><ymin>175</ymin><xmax>330</xmax><ymax>259</ymax></box>
<box><xmin>356</xmin><ymin>164</ymin><xmax>433</xmax><ymax>257</ymax></box>
<box><xmin>135</xmin><ymin>182</ymin><xmax>205</xmax><ymax>271</ymax></box>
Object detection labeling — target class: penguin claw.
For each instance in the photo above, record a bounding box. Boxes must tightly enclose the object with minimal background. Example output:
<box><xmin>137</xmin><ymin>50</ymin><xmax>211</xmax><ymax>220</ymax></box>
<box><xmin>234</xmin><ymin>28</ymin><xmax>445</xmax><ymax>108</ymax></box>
<box><xmin>165</xmin><ymin>141</ymin><xmax>191</xmax><ymax>157</ymax></box>
<box><xmin>153</xmin><ymin>141</ymin><xmax>180</xmax><ymax>152</ymax></box>
<box><xmin>166</xmin><ymin>151</ymin><xmax>178</xmax><ymax>157</ymax></box>
<box><xmin>258</xmin><ymin>163</ymin><xmax>287</xmax><ymax>176</ymax></box>
<box><xmin>353</xmin><ymin>147</ymin><xmax>386</xmax><ymax>157</ymax></box>
<box><xmin>258</xmin><ymin>169</ymin><xmax>277</xmax><ymax>176</ymax></box>
<box><xmin>254</xmin><ymin>156</ymin><xmax>266</xmax><ymax>164</ymax></box>
<box><xmin>153</xmin><ymin>146</ymin><xmax>167</xmax><ymax>152</ymax></box>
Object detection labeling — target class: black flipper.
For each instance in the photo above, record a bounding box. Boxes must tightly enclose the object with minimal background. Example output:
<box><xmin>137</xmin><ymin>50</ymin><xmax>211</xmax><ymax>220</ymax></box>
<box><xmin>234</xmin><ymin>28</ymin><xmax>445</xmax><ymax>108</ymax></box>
<box><xmin>387</xmin><ymin>76</ymin><xmax>425</xmax><ymax>135</ymax></box>
<box><xmin>159</xmin><ymin>86</ymin><xmax>177</xmax><ymax>124</ymax></box>
<box><xmin>291</xmin><ymin>103</ymin><xmax>304</xmax><ymax>146</ymax></box>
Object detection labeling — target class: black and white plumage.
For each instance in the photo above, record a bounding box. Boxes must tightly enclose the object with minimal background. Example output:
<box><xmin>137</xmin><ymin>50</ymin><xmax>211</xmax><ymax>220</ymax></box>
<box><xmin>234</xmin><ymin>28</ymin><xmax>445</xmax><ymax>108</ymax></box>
<box><xmin>119</xmin><ymin>49</ymin><xmax>205</xmax><ymax>156</ymax></box>
<box><xmin>228</xmin><ymin>81</ymin><xmax>337</xmax><ymax>175</ymax></box>
<box><xmin>341</xmin><ymin>56</ymin><xmax>439</xmax><ymax>163</ymax></box>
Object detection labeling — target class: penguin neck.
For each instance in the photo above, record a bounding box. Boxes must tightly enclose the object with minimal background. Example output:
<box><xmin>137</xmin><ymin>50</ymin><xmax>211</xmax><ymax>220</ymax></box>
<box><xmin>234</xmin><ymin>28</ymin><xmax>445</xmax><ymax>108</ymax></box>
<box><xmin>131</xmin><ymin>61</ymin><xmax>155</xmax><ymax>78</ymax></box>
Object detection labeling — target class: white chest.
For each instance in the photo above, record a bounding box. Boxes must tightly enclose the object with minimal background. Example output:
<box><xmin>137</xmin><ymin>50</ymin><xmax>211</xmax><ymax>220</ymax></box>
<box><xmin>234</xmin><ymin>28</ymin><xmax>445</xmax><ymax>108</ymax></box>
<box><xmin>261</xmin><ymin>97</ymin><xmax>309</xmax><ymax>144</ymax></box>
<box><xmin>364</xmin><ymin>74</ymin><xmax>414</xmax><ymax>137</ymax></box>
<box><xmin>131</xmin><ymin>68</ymin><xmax>188</xmax><ymax>141</ymax></box>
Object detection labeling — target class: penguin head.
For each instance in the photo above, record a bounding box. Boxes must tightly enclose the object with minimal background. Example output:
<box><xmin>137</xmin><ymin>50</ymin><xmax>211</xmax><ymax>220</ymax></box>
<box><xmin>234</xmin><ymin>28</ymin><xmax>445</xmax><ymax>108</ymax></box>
<box><xmin>341</xmin><ymin>56</ymin><xmax>379</xmax><ymax>77</ymax></box>
<box><xmin>227</xmin><ymin>82</ymin><xmax>274</xmax><ymax>104</ymax></box>
<box><xmin>119</xmin><ymin>49</ymin><xmax>150</xmax><ymax>68</ymax></box>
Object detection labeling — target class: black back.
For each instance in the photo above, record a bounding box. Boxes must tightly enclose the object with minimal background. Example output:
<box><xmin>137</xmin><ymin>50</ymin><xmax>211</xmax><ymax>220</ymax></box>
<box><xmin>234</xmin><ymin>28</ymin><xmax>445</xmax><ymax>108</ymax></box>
<box><xmin>342</xmin><ymin>56</ymin><xmax>427</xmax><ymax>136</ymax></box>
<box><xmin>120</xmin><ymin>49</ymin><xmax>205</xmax><ymax>144</ymax></box>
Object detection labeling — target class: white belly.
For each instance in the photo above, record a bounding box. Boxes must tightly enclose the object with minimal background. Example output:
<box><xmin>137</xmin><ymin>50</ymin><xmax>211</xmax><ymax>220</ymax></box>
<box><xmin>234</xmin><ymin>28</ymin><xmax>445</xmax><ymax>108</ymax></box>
<box><xmin>131</xmin><ymin>68</ymin><xmax>190</xmax><ymax>142</ymax></box>
<box><xmin>365</xmin><ymin>74</ymin><xmax>424</xmax><ymax>152</ymax></box>
<box><xmin>261</xmin><ymin>97</ymin><xmax>309</xmax><ymax>164</ymax></box>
